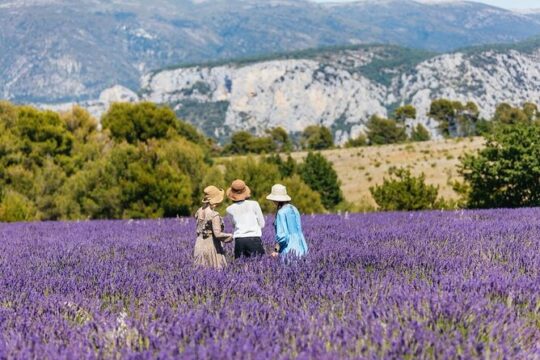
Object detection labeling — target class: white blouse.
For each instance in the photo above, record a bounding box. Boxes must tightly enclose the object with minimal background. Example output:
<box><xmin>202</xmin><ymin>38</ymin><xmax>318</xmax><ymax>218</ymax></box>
<box><xmin>226</xmin><ymin>200</ymin><xmax>266</xmax><ymax>238</ymax></box>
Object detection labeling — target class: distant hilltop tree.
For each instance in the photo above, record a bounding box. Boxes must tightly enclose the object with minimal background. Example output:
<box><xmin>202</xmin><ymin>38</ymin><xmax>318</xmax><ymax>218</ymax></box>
<box><xmin>366</xmin><ymin>115</ymin><xmax>407</xmax><ymax>145</ymax></box>
<box><xmin>301</xmin><ymin>125</ymin><xmax>334</xmax><ymax>150</ymax></box>
<box><xmin>394</xmin><ymin>105</ymin><xmax>417</xmax><ymax>122</ymax></box>
<box><xmin>410</xmin><ymin>123</ymin><xmax>431</xmax><ymax>142</ymax></box>
<box><xmin>222</xmin><ymin>127</ymin><xmax>292</xmax><ymax>155</ymax></box>
<box><xmin>429</xmin><ymin>99</ymin><xmax>480</xmax><ymax>138</ymax></box>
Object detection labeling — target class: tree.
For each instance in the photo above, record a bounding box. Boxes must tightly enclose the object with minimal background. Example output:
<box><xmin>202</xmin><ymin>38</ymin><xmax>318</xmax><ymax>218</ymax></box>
<box><xmin>60</xmin><ymin>106</ymin><xmax>98</xmax><ymax>142</ymax></box>
<box><xmin>102</xmin><ymin>102</ymin><xmax>207</xmax><ymax>149</ymax></box>
<box><xmin>493</xmin><ymin>103</ymin><xmax>530</xmax><ymax>126</ymax></box>
<box><xmin>153</xmin><ymin>136</ymin><xmax>208</xmax><ymax>208</ymax></box>
<box><xmin>264</xmin><ymin>154</ymin><xmax>297</xmax><ymax>178</ymax></box>
<box><xmin>460</xmin><ymin>123</ymin><xmax>540</xmax><ymax>209</ymax></box>
<box><xmin>282</xmin><ymin>175</ymin><xmax>325</xmax><ymax>214</ymax></box>
<box><xmin>410</xmin><ymin>124</ymin><xmax>431</xmax><ymax>142</ymax></box>
<box><xmin>345</xmin><ymin>133</ymin><xmax>368</xmax><ymax>148</ymax></box>
<box><xmin>475</xmin><ymin>118</ymin><xmax>493</xmax><ymax>136</ymax></box>
<box><xmin>0</xmin><ymin>101</ymin><xmax>211</xmax><ymax>221</ymax></box>
<box><xmin>301</xmin><ymin>125</ymin><xmax>334</xmax><ymax>150</ymax></box>
<box><xmin>394</xmin><ymin>105</ymin><xmax>416</xmax><ymax>122</ymax></box>
<box><xmin>366</xmin><ymin>115</ymin><xmax>407</xmax><ymax>145</ymax></box>
<box><xmin>522</xmin><ymin>102</ymin><xmax>539</xmax><ymax>122</ymax></box>
<box><xmin>299</xmin><ymin>152</ymin><xmax>343</xmax><ymax>210</ymax></box>
<box><xmin>14</xmin><ymin>106</ymin><xmax>74</xmax><ymax>164</ymax></box>
<box><xmin>267</xmin><ymin>127</ymin><xmax>293</xmax><ymax>152</ymax></box>
<box><xmin>223</xmin><ymin>131</ymin><xmax>277</xmax><ymax>155</ymax></box>
<box><xmin>429</xmin><ymin>99</ymin><xmax>456</xmax><ymax>137</ymax></box>
<box><xmin>61</xmin><ymin>141</ymin><xmax>195</xmax><ymax>219</ymax></box>
<box><xmin>102</xmin><ymin>102</ymin><xmax>178</xmax><ymax>144</ymax></box>
<box><xmin>223</xmin><ymin>131</ymin><xmax>254</xmax><ymax>154</ymax></box>
<box><xmin>250</xmin><ymin>137</ymin><xmax>277</xmax><ymax>154</ymax></box>
<box><xmin>370</xmin><ymin>168</ymin><xmax>438</xmax><ymax>211</ymax></box>
<box><xmin>429</xmin><ymin>99</ymin><xmax>479</xmax><ymax>138</ymax></box>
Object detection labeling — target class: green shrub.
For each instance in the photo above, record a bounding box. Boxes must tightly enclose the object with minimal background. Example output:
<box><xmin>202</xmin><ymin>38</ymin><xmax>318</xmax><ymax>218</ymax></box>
<box><xmin>370</xmin><ymin>168</ymin><xmax>439</xmax><ymax>211</ymax></box>
<box><xmin>0</xmin><ymin>191</ymin><xmax>39</xmax><ymax>222</ymax></box>
<box><xmin>345</xmin><ymin>133</ymin><xmax>368</xmax><ymax>148</ymax></box>
<box><xmin>366</xmin><ymin>115</ymin><xmax>407</xmax><ymax>145</ymax></box>
<box><xmin>410</xmin><ymin>123</ymin><xmax>431</xmax><ymax>142</ymax></box>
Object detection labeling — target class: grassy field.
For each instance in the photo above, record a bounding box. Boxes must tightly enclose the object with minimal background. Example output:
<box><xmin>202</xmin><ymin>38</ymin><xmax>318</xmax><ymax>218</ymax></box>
<box><xmin>291</xmin><ymin>137</ymin><xmax>485</xmax><ymax>209</ymax></box>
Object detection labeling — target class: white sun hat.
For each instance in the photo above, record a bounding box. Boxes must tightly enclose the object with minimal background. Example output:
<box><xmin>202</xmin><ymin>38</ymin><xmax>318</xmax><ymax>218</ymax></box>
<box><xmin>266</xmin><ymin>184</ymin><xmax>292</xmax><ymax>202</ymax></box>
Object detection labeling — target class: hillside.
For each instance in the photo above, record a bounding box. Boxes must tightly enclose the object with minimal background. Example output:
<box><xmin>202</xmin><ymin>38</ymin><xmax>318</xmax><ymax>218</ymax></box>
<box><xmin>291</xmin><ymin>137</ymin><xmax>485</xmax><ymax>209</ymax></box>
<box><xmin>140</xmin><ymin>39</ymin><xmax>540</xmax><ymax>144</ymax></box>
<box><xmin>2</xmin><ymin>0</ymin><xmax>540</xmax><ymax>102</ymax></box>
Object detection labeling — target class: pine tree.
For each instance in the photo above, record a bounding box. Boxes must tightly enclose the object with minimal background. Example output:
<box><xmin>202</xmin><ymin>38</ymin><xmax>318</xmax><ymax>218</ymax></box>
<box><xmin>366</xmin><ymin>115</ymin><xmax>407</xmax><ymax>145</ymax></box>
<box><xmin>300</xmin><ymin>152</ymin><xmax>343</xmax><ymax>210</ymax></box>
<box><xmin>301</xmin><ymin>125</ymin><xmax>334</xmax><ymax>150</ymax></box>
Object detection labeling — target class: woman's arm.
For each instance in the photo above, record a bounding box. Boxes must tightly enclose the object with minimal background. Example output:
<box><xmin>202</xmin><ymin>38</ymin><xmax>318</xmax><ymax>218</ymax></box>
<box><xmin>275</xmin><ymin>211</ymin><xmax>289</xmax><ymax>250</ymax></box>
<box><xmin>254</xmin><ymin>202</ymin><xmax>265</xmax><ymax>229</ymax></box>
<box><xmin>211</xmin><ymin>214</ymin><xmax>233</xmax><ymax>243</ymax></box>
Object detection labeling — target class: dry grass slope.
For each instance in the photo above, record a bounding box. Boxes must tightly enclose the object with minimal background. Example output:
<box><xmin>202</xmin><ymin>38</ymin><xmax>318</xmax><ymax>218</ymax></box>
<box><xmin>291</xmin><ymin>137</ymin><xmax>485</xmax><ymax>208</ymax></box>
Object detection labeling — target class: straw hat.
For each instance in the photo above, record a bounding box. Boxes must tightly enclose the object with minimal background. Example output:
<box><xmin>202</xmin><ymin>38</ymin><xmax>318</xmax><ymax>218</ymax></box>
<box><xmin>226</xmin><ymin>179</ymin><xmax>251</xmax><ymax>201</ymax></box>
<box><xmin>266</xmin><ymin>184</ymin><xmax>291</xmax><ymax>202</ymax></box>
<box><xmin>202</xmin><ymin>186</ymin><xmax>225</xmax><ymax>205</ymax></box>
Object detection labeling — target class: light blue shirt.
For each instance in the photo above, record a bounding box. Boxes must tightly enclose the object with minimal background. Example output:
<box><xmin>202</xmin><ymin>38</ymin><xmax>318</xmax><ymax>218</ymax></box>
<box><xmin>274</xmin><ymin>204</ymin><xmax>308</xmax><ymax>257</ymax></box>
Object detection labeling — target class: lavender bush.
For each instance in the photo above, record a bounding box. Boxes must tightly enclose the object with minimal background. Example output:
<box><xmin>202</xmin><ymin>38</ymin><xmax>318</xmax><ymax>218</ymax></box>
<box><xmin>0</xmin><ymin>209</ymin><xmax>539</xmax><ymax>359</ymax></box>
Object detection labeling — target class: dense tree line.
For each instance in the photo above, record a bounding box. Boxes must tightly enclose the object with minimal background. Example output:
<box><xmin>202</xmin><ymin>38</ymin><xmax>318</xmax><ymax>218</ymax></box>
<box><xmin>1</xmin><ymin>99</ymin><xmax>538</xmax><ymax>220</ymax></box>
<box><xmin>0</xmin><ymin>102</ymin><xmax>344</xmax><ymax>221</ymax></box>
<box><xmin>221</xmin><ymin>101</ymin><xmax>539</xmax><ymax>156</ymax></box>
<box><xmin>0</xmin><ymin>102</ymin><xmax>211</xmax><ymax>221</ymax></box>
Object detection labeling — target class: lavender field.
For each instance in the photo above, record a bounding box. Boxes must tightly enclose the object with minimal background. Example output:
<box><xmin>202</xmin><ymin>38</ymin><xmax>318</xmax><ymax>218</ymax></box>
<box><xmin>0</xmin><ymin>209</ymin><xmax>539</xmax><ymax>359</ymax></box>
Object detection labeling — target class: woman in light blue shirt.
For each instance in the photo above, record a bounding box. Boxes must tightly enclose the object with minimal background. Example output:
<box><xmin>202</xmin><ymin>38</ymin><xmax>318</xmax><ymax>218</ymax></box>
<box><xmin>266</xmin><ymin>184</ymin><xmax>308</xmax><ymax>258</ymax></box>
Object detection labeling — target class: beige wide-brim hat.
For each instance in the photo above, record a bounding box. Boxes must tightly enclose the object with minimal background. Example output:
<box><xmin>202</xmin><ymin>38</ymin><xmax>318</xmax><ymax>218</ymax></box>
<box><xmin>266</xmin><ymin>184</ymin><xmax>292</xmax><ymax>202</ymax></box>
<box><xmin>203</xmin><ymin>186</ymin><xmax>225</xmax><ymax>205</ymax></box>
<box><xmin>226</xmin><ymin>179</ymin><xmax>251</xmax><ymax>201</ymax></box>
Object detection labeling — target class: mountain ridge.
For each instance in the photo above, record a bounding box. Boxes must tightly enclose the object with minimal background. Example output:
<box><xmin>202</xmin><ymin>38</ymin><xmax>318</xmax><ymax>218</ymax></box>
<box><xmin>136</xmin><ymin>37</ymin><xmax>540</xmax><ymax>143</ymax></box>
<box><xmin>2</xmin><ymin>0</ymin><xmax>540</xmax><ymax>103</ymax></box>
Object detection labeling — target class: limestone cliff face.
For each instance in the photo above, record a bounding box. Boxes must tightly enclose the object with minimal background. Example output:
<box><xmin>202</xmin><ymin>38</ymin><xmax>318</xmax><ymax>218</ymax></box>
<box><xmin>141</xmin><ymin>50</ymin><xmax>389</xmax><ymax>143</ymax></box>
<box><xmin>139</xmin><ymin>42</ymin><xmax>540</xmax><ymax>143</ymax></box>
<box><xmin>400</xmin><ymin>50</ymin><xmax>540</xmax><ymax>121</ymax></box>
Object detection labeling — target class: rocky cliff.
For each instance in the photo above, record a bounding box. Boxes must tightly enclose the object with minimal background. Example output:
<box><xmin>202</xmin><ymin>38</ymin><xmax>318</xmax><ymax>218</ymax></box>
<box><xmin>139</xmin><ymin>40</ymin><xmax>540</xmax><ymax>143</ymax></box>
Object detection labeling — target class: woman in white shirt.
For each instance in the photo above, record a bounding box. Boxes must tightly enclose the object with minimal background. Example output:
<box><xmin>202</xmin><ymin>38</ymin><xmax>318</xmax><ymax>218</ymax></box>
<box><xmin>226</xmin><ymin>179</ymin><xmax>266</xmax><ymax>258</ymax></box>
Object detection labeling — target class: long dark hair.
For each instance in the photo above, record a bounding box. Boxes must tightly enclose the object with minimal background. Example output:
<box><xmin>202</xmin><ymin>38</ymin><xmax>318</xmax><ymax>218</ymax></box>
<box><xmin>276</xmin><ymin>201</ymin><xmax>290</xmax><ymax>212</ymax></box>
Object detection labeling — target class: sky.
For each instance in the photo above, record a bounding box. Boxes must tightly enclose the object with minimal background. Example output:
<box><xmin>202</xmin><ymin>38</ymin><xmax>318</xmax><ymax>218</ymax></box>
<box><xmin>311</xmin><ymin>0</ymin><xmax>540</xmax><ymax>10</ymax></box>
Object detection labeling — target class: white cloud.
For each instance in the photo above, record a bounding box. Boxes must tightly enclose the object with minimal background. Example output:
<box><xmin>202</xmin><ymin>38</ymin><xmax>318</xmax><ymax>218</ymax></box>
<box><xmin>310</xmin><ymin>0</ymin><xmax>540</xmax><ymax>10</ymax></box>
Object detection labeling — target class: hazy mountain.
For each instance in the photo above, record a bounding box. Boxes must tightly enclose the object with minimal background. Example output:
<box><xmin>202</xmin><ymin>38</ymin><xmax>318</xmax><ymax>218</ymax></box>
<box><xmin>1</xmin><ymin>0</ymin><xmax>540</xmax><ymax>103</ymax></box>
<box><xmin>138</xmin><ymin>38</ymin><xmax>540</xmax><ymax>143</ymax></box>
